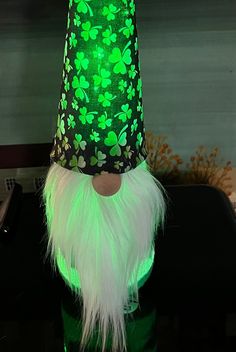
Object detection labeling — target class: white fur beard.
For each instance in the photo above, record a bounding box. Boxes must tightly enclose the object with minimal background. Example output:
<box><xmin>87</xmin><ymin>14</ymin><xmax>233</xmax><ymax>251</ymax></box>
<box><xmin>42</xmin><ymin>160</ymin><xmax>166</xmax><ymax>351</ymax></box>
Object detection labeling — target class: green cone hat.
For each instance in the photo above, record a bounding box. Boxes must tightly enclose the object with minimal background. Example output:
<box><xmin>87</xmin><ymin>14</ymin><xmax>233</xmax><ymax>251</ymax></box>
<box><xmin>50</xmin><ymin>0</ymin><xmax>147</xmax><ymax>175</ymax></box>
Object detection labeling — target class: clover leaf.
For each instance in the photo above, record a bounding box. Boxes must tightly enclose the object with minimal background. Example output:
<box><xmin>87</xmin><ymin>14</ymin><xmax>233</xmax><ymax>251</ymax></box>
<box><xmin>78</xmin><ymin>106</ymin><xmax>98</xmax><ymax>124</ymax></box>
<box><xmin>69</xmin><ymin>155</ymin><xmax>86</xmax><ymax>171</ymax></box>
<box><xmin>102</xmin><ymin>4</ymin><xmax>120</xmax><ymax>21</ymax></box>
<box><xmin>114</xmin><ymin>104</ymin><xmax>132</xmax><ymax>122</ymax></box>
<box><xmin>93</xmin><ymin>68</ymin><xmax>111</xmax><ymax>88</ymax></box>
<box><xmin>98</xmin><ymin>112</ymin><xmax>112</xmax><ymax>130</ymax></box>
<box><xmin>109</xmin><ymin>41</ymin><xmax>132</xmax><ymax>74</ymax></box>
<box><xmin>104</xmin><ymin>125</ymin><xmax>128</xmax><ymax>156</ymax></box>
<box><xmin>81</xmin><ymin>21</ymin><xmax>101</xmax><ymax>41</ymax></box>
<box><xmin>98</xmin><ymin>91</ymin><xmax>116</xmax><ymax>107</ymax></box>
<box><xmin>102</xmin><ymin>26</ymin><xmax>117</xmax><ymax>46</ymax></box>
<box><xmin>69</xmin><ymin>32</ymin><xmax>77</xmax><ymax>49</ymax></box>
<box><xmin>67</xmin><ymin>114</ymin><xmax>75</xmax><ymax>129</ymax></box>
<box><xmin>90</xmin><ymin>148</ymin><xmax>107</xmax><ymax>167</ymax></box>
<box><xmin>90</xmin><ymin>130</ymin><xmax>100</xmax><ymax>142</ymax></box>
<box><xmin>74</xmin><ymin>52</ymin><xmax>89</xmax><ymax>73</ymax></box>
<box><xmin>72</xmin><ymin>75</ymin><xmax>90</xmax><ymax>102</ymax></box>
<box><xmin>119</xmin><ymin>18</ymin><xmax>134</xmax><ymax>39</ymax></box>
<box><xmin>74</xmin><ymin>0</ymin><xmax>93</xmax><ymax>16</ymax></box>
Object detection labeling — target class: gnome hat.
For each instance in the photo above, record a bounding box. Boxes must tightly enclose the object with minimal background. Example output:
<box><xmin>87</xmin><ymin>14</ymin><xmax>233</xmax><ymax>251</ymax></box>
<box><xmin>43</xmin><ymin>1</ymin><xmax>166</xmax><ymax>351</ymax></box>
<box><xmin>50</xmin><ymin>0</ymin><xmax>147</xmax><ymax>175</ymax></box>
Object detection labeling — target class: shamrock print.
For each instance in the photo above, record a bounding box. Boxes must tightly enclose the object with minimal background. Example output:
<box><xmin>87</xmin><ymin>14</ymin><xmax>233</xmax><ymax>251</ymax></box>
<box><xmin>128</xmin><ymin>65</ymin><xmax>137</xmax><ymax>79</ymax></box>
<box><xmin>60</xmin><ymin>93</ymin><xmax>67</xmax><ymax>110</ymax></box>
<box><xmin>124</xmin><ymin>145</ymin><xmax>133</xmax><ymax>159</ymax></box>
<box><xmin>65</xmin><ymin>58</ymin><xmax>73</xmax><ymax>73</ymax></box>
<box><xmin>90</xmin><ymin>130</ymin><xmax>100</xmax><ymax>142</ymax></box>
<box><xmin>102</xmin><ymin>26</ymin><xmax>117</xmax><ymax>46</ymax></box>
<box><xmin>69</xmin><ymin>155</ymin><xmax>86</xmax><ymax>171</ymax></box>
<box><xmin>74</xmin><ymin>0</ymin><xmax>93</xmax><ymax>16</ymax></box>
<box><xmin>79</xmin><ymin>107</ymin><xmax>98</xmax><ymax>125</ymax></box>
<box><xmin>74</xmin><ymin>13</ymin><xmax>81</xmax><ymax>27</ymax></box>
<box><xmin>74</xmin><ymin>52</ymin><xmax>89</xmax><ymax>75</ymax></box>
<box><xmin>73</xmin><ymin>133</ymin><xmax>87</xmax><ymax>151</ymax></box>
<box><xmin>102</xmin><ymin>4</ymin><xmax>120</xmax><ymax>21</ymax></box>
<box><xmin>137</xmin><ymin>78</ymin><xmax>143</xmax><ymax>98</ymax></box>
<box><xmin>109</xmin><ymin>41</ymin><xmax>132</xmax><ymax>74</ymax></box>
<box><xmin>62</xmin><ymin>136</ymin><xmax>71</xmax><ymax>151</ymax></box>
<box><xmin>131</xmin><ymin>119</ymin><xmax>138</xmax><ymax>135</ymax></box>
<box><xmin>93</xmin><ymin>67</ymin><xmax>111</xmax><ymax>88</ymax></box>
<box><xmin>93</xmin><ymin>47</ymin><xmax>105</xmax><ymax>59</ymax></box>
<box><xmin>98</xmin><ymin>92</ymin><xmax>116</xmax><ymax>107</ymax></box>
<box><xmin>56</xmin><ymin>114</ymin><xmax>65</xmax><ymax>140</ymax></box>
<box><xmin>81</xmin><ymin>21</ymin><xmax>102</xmax><ymax>41</ymax></box>
<box><xmin>130</xmin><ymin>0</ymin><xmax>135</xmax><ymax>16</ymax></box>
<box><xmin>136</xmin><ymin>132</ymin><xmax>143</xmax><ymax>149</ymax></box>
<box><xmin>114</xmin><ymin>104</ymin><xmax>132</xmax><ymax>122</ymax></box>
<box><xmin>104</xmin><ymin>125</ymin><xmax>128</xmax><ymax>156</ymax></box>
<box><xmin>114</xmin><ymin>160</ymin><xmax>124</xmax><ymax>170</ymax></box>
<box><xmin>98</xmin><ymin>112</ymin><xmax>112</xmax><ymax>129</ymax></box>
<box><xmin>72</xmin><ymin>75</ymin><xmax>90</xmax><ymax>102</ymax></box>
<box><xmin>72</xmin><ymin>98</ymin><xmax>79</xmax><ymax>111</ymax></box>
<box><xmin>127</xmin><ymin>83</ymin><xmax>135</xmax><ymax>100</ymax></box>
<box><xmin>119</xmin><ymin>18</ymin><xmax>134</xmax><ymax>39</ymax></box>
<box><xmin>69</xmin><ymin>32</ymin><xmax>77</xmax><ymax>49</ymax></box>
<box><xmin>90</xmin><ymin>148</ymin><xmax>107</xmax><ymax>167</ymax></box>
<box><xmin>67</xmin><ymin>114</ymin><xmax>75</xmax><ymax>129</ymax></box>
<box><xmin>64</xmin><ymin>76</ymin><xmax>70</xmax><ymax>92</ymax></box>
<box><xmin>118</xmin><ymin>79</ymin><xmax>127</xmax><ymax>93</ymax></box>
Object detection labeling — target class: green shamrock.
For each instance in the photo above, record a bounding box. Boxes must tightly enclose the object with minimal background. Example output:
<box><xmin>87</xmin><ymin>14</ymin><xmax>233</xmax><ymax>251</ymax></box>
<box><xmin>74</xmin><ymin>13</ymin><xmax>81</xmax><ymax>27</ymax></box>
<box><xmin>74</xmin><ymin>0</ymin><xmax>93</xmax><ymax>16</ymax></box>
<box><xmin>102</xmin><ymin>4</ymin><xmax>120</xmax><ymax>21</ymax></box>
<box><xmin>102</xmin><ymin>26</ymin><xmax>117</xmax><ymax>45</ymax></box>
<box><xmin>130</xmin><ymin>0</ymin><xmax>135</xmax><ymax>15</ymax></box>
<box><xmin>67</xmin><ymin>114</ymin><xmax>75</xmax><ymax>129</ymax></box>
<box><xmin>69</xmin><ymin>32</ymin><xmax>77</xmax><ymax>49</ymax></box>
<box><xmin>128</xmin><ymin>65</ymin><xmax>137</xmax><ymax>79</ymax></box>
<box><xmin>81</xmin><ymin>21</ymin><xmax>101</xmax><ymax>41</ymax></box>
<box><xmin>98</xmin><ymin>92</ymin><xmax>116</xmax><ymax>107</ymax></box>
<box><xmin>78</xmin><ymin>107</ymin><xmax>98</xmax><ymax>124</ymax></box>
<box><xmin>90</xmin><ymin>148</ymin><xmax>107</xmax><ymax>167</ymax></box>
<box><xmin>72</xmin><ymin>75</ymin><xmax>90</xmax><ymax>102</ymax></box>
<box><xmin>114</xmin><ymin>161</ymin><xmax>124</xmax><ymax>170</ymax></box>
<box><xmin>137</xmin><ymin>100</ymin><xmax>142</xmax><ymax>112</ymax></box>
<box><xmin>58</xmin><ymin>153</ymin><xmax>66</xmax><ymax>167</ymax></box>
<box><xmin>134</xmin><ymin>37</ymin><xmax>138</xmax><ymax>52</ymax></box>
<box><xmin>93</xmin><ymin>47</ymin><xmax>105</xmax><ymax>59</ymax></box>
<box><xmin>136</xmin><ymin>132</ymin><xmax>143</xmax><ymax>149</ymax></box>
<box><xmin>72</xmin><ymin>98</ymin><xmax>79</xmax><ymax>111</ymax></box>
<box><xmin>56</xmin><ymin>114</ymin><xmax>65</xmax><ymax>140</ymax></box>
<box><xmin>98</xmin><ymin>112</ymin><xmax>112</xmax><ymax>129</ymax></box>
<box><xmin>69</xmin><ymin>155</ymin><xmax>86</xmax><ymax>171</ymax></box>
<box><xmin>93</xmin><ymin>67</ymin><xmax>111</xmax><ymax>88</ymax></box>
<box><xmin>137</xmin><ymin>78</ymin><xmax>143</xmax><ymax>98</ymax></box>
<box><xmin>124</xmin><ymin>145</ymin><xmax>133</xmax><ymax>159</ymax></box>
<box><xmin>114</xmin><ymin>104</ymin><xmax>132</xmax><ymax>122</ymax></box>
<box><xmin>131</xmin><ymin>119</ymin><xmax>138</xmax><ymax>135</ymax></box>
<box><xmin>62</xmin><ymin>136</ymin><xmax>71</xmax><ymax>151</ymax></box>
<box><xmin>60</xmin><ymin>93</ymin><xmax>67</xmax><ymax>110</ymax></box>
<box><xmin>64</xmin><ymin>76</ymin><xmax>70</xmax><ymax>92</ymax></box>
<box><xmin>127</xmin><ymin>83</ymin><xmax>135</xmax><ymax>100</ymax></box>
<box><xmin>109</xmin><ymin>41</ymin><xmax>132</xmax><ymax>74</ymax></box>
<box><xmin>73</xmin><ymin>133</ymin><xmax>87</xmax><ymax>150</ymax></box>
<box><xmin>119</xmin><ymin>18</ymin><xmax>134</xmax><ymax>38</ymax></box>
<box><xmin>65</xmin><ymin>58</ymin><xmax>73</xmax><ymax>73</ymax></box>
<box><xmin>104</xmin><ymin>125</ymin><xmax>128</xmax><ymax>156</ymax></box>
<box><xmin>90</xmin><ymin>130</ymin><xmax>100</xmax><ymax>142</ymax></box>
<box><xmin>74</xmin><ymin>52</ymin><xmax>89</xmax><ymax>73</ymax></box>
<box><xmin>118</xmin><ymin>79</ymin><xmax>127</xmax><ymax>93</ymax></box>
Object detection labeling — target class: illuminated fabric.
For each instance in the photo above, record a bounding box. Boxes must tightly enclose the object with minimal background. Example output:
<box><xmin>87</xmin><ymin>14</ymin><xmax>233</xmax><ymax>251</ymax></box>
<box><xmin>50</xmin><ymin>0</ymin><xmax>147</xmax><ymax>175</ymax></box>
<box><xmin>56</xmin><ymin>246</ymin><xmax>155</xmax><ymax>293</ymax></box>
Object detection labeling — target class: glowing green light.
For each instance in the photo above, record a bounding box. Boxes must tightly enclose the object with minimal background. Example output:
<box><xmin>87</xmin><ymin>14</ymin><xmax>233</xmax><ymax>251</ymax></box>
<box><xmin>56</xmin><ymin>247</ymin><xmax>155</xmax><ymax>293</ymax></box>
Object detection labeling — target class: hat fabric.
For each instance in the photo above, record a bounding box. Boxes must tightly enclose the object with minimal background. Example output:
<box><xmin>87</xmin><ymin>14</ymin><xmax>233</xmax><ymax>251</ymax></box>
<box><xmin>50</xmin><ymin>0</ymin><xmax>147</xmax><ymax>175</ymax></box>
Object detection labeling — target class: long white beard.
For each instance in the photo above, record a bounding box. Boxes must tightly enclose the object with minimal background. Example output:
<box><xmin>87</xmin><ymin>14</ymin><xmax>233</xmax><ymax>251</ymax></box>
<box><xmin>42</xmin><ymin>160</ymin><xmax>165</xmax><ymax>351</ymax></box>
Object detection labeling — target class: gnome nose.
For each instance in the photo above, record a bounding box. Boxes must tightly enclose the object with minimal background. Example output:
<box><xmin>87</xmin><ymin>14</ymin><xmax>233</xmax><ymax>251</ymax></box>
<box><xmin>92</xmin><ymin>173</ymin><xmax>121</xmax><ymax>197</ymax></box>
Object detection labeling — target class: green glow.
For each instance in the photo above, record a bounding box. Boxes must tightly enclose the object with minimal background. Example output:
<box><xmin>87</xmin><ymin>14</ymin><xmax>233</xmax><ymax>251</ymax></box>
<box><xmin>57</xmin><ymin>246</ymin><xmax>154</xmax><ymax>292</ymax></box>
<box><xmin>50</xmin><ymin>0</ymin><xmax>147</xmax><ymax>175</ymax></box>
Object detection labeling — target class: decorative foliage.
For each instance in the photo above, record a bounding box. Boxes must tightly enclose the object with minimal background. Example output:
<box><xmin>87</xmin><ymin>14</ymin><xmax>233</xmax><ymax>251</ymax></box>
<box><xmin>145</xmin><ymin>131</ymin><xmax>183</xmax><ymax>184</ymax></box>
<box><xmin>145</xmin><ymin>131</ymin><xmax>233</xmax><ymax>196</ymax></box>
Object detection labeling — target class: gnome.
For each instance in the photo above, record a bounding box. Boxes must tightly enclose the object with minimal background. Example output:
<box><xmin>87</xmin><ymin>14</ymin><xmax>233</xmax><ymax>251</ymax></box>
<box><xmin>43</xmin><ymin>0</ymin><xmax>166</xmax><ymax>351</ymax></box>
